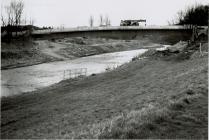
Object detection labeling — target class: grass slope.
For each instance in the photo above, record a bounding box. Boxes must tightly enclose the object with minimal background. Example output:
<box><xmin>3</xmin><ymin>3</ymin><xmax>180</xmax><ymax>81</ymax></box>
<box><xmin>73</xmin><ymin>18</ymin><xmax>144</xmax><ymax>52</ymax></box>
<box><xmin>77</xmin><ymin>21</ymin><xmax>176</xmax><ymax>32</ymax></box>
<box><xmin>1</xmin><ymin>49</ymin><xmax>208</xmax><ymax>139</ymax></box>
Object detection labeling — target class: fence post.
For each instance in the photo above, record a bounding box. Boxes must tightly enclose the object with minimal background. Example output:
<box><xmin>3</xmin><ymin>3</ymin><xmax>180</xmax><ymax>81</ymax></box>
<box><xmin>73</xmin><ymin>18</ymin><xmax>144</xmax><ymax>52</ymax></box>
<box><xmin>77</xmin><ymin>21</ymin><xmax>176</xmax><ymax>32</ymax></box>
<box><xmin>63</xmin><ymin>70</ymin><xmax>65</xmax><ymax>79</ymax></box>
<box><xmin>199</xmin><ymin>43</ymin><xmax>203</xmax><ymax>56</ymax></box>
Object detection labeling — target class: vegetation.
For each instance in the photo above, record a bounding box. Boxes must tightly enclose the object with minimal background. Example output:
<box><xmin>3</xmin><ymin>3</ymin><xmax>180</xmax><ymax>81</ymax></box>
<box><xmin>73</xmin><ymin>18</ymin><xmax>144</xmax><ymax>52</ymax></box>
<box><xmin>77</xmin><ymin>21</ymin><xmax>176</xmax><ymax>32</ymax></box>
<box><xmin>1</xmin><ymin>0</ymin><xmax>24</xmax><ymax>27</ymax></box>
<box><xmin>99</xmin><ymin>14</ymin><xmax>111</xmax><ymax>27</ymax></box>
<box><xmin>89</xmin><ymin>15</ymin><xmax>94</xmax><ymax>27</ymax></box>
<box><xmin>1</xmin><ymin>0</ymin><xmax>37</xmax><ymax>41</ymax></box>
<box><xmin>73</xmin><ymin>86</ymin><xmax>208</xmax><ymax>139</ymax></box>
<box><xmin>170</xmin><ymin>4</ymin><xmax>208</xmax><ymax>26</ymax></box>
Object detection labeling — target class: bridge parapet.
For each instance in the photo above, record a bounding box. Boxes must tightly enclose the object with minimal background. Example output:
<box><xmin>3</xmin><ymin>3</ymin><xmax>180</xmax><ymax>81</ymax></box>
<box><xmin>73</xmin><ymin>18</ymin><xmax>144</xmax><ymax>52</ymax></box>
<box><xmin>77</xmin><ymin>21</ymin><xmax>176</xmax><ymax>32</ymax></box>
<box><xmin>32</xmin><ymin>26</ymin><xmax>193</xmax><ymax>44</ymax></box>
<box><xmin>32</xmin><ymin>26</ymin><xmax>191</xmax><ymax>35</ymax></box>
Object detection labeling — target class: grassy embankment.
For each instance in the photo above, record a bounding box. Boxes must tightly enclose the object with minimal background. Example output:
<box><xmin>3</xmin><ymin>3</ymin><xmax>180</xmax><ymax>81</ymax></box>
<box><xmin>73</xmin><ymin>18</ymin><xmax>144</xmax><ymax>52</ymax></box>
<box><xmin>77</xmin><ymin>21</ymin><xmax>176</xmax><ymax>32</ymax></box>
<box><xmin>75</xmin><ymin>42</ymin><xmax>208</xmax><ymax>139</ymax></box>
<box><xmin>1</xmin><ymin>40</ymin><xmax>60</xmax><ymax>69</ymax></box>
<box><xmin>1</xmin><ymin>40</ymin><xmax>208</xmax><ymax>139</ymax></box>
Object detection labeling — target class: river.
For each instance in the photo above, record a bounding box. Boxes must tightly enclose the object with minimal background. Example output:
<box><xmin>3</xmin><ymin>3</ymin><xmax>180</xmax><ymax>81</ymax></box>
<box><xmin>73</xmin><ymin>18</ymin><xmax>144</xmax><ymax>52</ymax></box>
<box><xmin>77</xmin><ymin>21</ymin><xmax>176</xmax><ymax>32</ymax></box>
<box><xmin>1</xmin><ymin>46</ymin><xmax>169</xmax><ymax>97</ymax></box>
<box><xmin>0</xmin><ymin>45</ymin><xmax>170</xmax><ymax>97</ymax></box>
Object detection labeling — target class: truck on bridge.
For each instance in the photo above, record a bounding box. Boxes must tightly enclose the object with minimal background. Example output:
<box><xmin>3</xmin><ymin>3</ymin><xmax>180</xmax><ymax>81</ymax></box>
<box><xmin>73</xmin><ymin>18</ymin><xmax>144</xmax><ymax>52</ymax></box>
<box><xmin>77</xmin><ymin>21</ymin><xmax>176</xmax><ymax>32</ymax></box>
<box><xmin>120</xmin><ymin>19</ymin><xmax>146</xmax><ymax>26</ymax></box>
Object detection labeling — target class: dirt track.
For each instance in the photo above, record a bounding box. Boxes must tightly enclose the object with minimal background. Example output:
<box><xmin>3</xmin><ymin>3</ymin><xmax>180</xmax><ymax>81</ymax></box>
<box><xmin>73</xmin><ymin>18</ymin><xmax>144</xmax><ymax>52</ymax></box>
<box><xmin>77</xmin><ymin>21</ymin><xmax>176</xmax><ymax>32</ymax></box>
<box><xmin>1</xmin><ymin>49</ymin><xmax>208</xmax><ymax>138</ymax></box>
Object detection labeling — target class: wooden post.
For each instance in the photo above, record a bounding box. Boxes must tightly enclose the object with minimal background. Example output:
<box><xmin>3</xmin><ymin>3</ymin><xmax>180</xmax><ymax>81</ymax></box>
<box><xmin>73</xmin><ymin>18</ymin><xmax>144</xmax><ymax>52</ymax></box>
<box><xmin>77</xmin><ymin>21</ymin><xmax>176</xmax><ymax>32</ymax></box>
<box><xmin>63</xmin><ymin>70</ymin><xmax>65</xmax><ymax>79</ymax></box>
<box><xmin>199</xmin><ymin>43</ymin><xmax>203</xmax><ymax>56</ymax></box>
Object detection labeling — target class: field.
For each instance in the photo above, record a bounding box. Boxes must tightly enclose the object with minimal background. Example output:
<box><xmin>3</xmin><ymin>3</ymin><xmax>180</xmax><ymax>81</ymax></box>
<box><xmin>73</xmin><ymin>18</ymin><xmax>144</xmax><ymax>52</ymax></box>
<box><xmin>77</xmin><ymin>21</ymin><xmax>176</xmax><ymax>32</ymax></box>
<box><xmin>1</xmin><ymin>41</ymin><xmax>208</xmax><ymax>139</ymax></box>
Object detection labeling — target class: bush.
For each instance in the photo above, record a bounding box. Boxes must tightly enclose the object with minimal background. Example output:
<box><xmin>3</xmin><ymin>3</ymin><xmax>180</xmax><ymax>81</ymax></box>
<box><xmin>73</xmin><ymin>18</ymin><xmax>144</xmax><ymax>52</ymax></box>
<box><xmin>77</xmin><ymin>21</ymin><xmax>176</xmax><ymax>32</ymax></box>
<box><xmin>176</xmin><ymin>4</ymin><xmax>208</xmax><ymax>26</ymax></box>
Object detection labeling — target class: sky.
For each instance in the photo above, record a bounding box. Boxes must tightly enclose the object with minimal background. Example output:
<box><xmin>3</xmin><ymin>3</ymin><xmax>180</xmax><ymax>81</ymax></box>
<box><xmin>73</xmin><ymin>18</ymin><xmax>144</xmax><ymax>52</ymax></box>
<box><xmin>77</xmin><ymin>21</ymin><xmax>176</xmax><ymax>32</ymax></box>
<box><xmin>1</xmin><ymin>0</ymin><xmax>208</xmax><ymax>28</ymax></box>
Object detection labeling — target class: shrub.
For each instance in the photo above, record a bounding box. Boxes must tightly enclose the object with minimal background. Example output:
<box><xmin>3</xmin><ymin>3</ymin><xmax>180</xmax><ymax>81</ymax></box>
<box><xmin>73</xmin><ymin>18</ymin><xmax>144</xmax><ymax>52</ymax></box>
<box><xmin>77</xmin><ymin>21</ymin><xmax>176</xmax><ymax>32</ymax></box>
<box><xmin>175</xmin><ymin>4</ymin><xmax>208</xmax><ymax>26</ymax></box>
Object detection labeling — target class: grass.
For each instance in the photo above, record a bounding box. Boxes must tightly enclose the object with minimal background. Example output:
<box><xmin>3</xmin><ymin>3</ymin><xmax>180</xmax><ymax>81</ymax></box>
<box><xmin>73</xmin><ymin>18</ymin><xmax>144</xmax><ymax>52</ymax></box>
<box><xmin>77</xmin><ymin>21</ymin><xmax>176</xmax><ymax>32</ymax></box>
<box><xmin>72</xmin><ymin>87</ymin><xmax>207</xmax><ymax>139</ymax></box>
<box><xmin>131</xmin><ymin>55</ymin><xmax>140</xmax><ymax>61</ymax></box>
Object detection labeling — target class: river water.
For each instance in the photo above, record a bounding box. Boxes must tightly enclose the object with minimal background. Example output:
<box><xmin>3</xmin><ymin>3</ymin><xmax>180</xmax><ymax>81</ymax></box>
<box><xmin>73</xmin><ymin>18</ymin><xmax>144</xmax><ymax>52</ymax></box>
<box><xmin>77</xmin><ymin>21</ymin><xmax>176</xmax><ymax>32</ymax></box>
<box><xmin>1</xmin><ymin>49</ymin><xmax>152</xmax><ymax>97</ymax></box>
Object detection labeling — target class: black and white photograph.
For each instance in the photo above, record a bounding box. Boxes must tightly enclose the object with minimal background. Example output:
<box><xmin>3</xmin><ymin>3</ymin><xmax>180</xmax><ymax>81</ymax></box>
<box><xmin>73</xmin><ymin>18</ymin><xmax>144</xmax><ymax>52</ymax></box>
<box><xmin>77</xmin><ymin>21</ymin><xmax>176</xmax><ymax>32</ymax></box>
<box><xmin>1</xmin><ymin>0</ymin><xmax>208</xmax><ymax>139</ymax></box>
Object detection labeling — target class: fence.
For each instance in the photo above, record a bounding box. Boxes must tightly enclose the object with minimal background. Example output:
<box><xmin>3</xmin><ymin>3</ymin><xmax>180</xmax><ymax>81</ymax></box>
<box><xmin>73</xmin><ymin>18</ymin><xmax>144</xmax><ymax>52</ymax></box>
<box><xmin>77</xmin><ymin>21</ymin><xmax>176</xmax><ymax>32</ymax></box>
<box><xmin>63</xmin><ymin>68</ymin><xmax>87</xmax><ymax>79</ymax></box>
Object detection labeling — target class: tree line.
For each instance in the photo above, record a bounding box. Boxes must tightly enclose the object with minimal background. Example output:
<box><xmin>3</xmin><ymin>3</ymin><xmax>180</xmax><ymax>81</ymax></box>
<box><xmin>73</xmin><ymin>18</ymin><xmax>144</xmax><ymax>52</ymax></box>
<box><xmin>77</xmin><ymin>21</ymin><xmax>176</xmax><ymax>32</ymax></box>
<box><xmin>1</xmin><ymin>0</ymin><xmax>30</xmax><ymax>27</ymax></box>
<box><xmin>89</xmin><ymin>15</ymin><xmax>111</xmax><ymax>27</ymax></box>
<box><xmin>169</xmin><ymin>4</ymin><xmax>208</xmax><ymax>26</ymax></box>
<box><xmin>1</xmin><ymin>0</ymin><xmax>37</xmax><ymax>41</ymax></box>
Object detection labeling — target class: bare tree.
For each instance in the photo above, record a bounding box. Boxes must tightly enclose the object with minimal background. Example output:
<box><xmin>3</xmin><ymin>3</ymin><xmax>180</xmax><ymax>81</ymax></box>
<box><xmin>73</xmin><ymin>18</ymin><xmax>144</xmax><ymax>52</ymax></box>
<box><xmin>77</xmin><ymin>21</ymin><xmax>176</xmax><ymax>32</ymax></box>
<box><xmin>104</xmin><ymin>15</ymin><xmax>111</xmax><ymax>26</ymax></box>
<box><xmin>167</xmin><ymin>18</ymin><xmax>176</xmax><ymax>25</ymax></box>
<box><xmin>5</xmin><ymin>5</ymin><xmax>14</xmax><ymax>25</ymax></box>
<box><xmin>99</xmin><ymin>14</ymin><xmax>104</xmax><ymax>26</ymax></box>
<box><xmin>23</xmin><ymin>16</ymin><xmax>27</xmax><ymax>25</ymax></box>
<box><xmin>89</xmin><ymin>15</ymin><xmax>94</xmax><ymax>27</ymax></box>
<box><xmin>2</xmin><ymin>0</ymin><xmax>24</xmax><ymax>26</ymax></box>
<box><xmin>11</xmin><ymin>0</ymin><xmax>24</xmax><ymax>26</ymax></box>
<box><xmin>108</xmin><ymin>19</ymin><xmax>111</xmax><ymax>26</ymax></box>
<box><xmin>1</xmin><ymin>0</ymin><xmax>25</xmax><ymax>39</ymax></box>
<box><xmin>29</xmin><ymin>17</ymin><xmax>35</xmax><ymax>26</ymax></box>
<box><xmin>176</xmin><ymin>11</ymin><xmax>185</xmax><ymax>25</ymax></box>
<box><xmin>1</xmin><ymin>14</ymin><xmax>6</xmax><ymax>26</ymax></box>
<box><xmin>16</xmin><ymin>1</ymin><xmax>24</xmax><ymax>26</ymax></box>
<box><xmin>1</xmin><ymin>4</ymin><xmax>6</xmax><ymax>26</ymax></box>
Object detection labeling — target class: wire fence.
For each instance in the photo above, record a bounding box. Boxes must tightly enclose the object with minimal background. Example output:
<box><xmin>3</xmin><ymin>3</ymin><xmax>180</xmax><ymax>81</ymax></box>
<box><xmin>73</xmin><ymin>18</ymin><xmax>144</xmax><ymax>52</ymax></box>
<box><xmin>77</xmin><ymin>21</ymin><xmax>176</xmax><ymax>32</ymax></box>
<box><xmin>63</xmin><ymin>68</ymin><xmax>87</xmax><ymax>80</ymax></box>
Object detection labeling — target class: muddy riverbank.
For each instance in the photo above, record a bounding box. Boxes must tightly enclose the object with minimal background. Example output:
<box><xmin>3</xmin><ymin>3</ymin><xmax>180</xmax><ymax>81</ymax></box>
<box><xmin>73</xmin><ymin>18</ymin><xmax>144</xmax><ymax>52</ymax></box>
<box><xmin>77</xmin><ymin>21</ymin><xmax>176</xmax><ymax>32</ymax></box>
<box><xmin>1</xmin><ymin>37</ymin><xmax>163</xmax><ymax>70</ymax></box>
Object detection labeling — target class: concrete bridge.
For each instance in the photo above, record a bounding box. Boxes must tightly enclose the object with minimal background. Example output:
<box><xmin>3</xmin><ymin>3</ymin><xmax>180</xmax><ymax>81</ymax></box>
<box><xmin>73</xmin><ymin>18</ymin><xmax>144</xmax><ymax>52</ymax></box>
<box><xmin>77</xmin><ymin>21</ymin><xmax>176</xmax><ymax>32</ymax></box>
<box><xmin>32</xmin><ymin>26</ymin><xmax>193</xmax><ymax>44</ymax></box>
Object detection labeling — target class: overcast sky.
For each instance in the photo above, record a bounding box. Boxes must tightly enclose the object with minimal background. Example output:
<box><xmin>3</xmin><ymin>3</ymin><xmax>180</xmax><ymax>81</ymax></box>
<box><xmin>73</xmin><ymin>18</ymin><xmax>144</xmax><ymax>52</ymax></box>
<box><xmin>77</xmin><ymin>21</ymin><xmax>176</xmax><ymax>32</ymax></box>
<box><xmin>1</xmin><ymin>0</ymin><xmax>208</xmax><ymax>27</ymax></box>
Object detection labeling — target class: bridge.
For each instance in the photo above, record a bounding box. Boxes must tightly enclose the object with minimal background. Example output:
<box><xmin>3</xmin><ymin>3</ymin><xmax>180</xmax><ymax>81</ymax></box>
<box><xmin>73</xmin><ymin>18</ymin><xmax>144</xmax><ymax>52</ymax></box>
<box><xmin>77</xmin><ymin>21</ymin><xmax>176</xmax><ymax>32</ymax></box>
<box><xmin>32</xmin><ymin>26</ymin><xmax>192</xmax><ymax>44</ymax></box>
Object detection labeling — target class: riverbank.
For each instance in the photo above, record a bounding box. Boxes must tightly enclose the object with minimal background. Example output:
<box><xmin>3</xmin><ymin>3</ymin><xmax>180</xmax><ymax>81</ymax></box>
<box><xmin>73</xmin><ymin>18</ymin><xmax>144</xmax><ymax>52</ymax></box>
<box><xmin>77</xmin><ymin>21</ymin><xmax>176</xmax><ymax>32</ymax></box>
<box><xmin>1</xmin><ymin>40</ymin><xmax>61</xmax><ymax>70</ymax></box>
<box><xmin>1</xmin><ymin>37</ymin><xmax>163</xmax><ymax>70</ymax></box>
<box><xmin>1</xmin><ymin>41</ymin><xmax>208</xmax><ymax>139</ymax></box>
